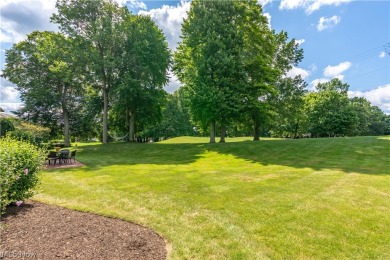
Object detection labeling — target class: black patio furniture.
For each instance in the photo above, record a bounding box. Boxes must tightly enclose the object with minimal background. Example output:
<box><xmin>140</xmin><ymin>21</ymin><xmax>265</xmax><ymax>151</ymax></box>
<box><xmin>60</xmin><ymin>149</ymin><xmax>70</xmax><ymax>164</ymax></box>
<box><xmin>70</xmin><ymin>150</ymin><xmax>77</xmax><ymax>163</ymax></box>
<box><xmin>46</xmin><ymin>151</ymin><xmax>59</xmax><ymax>165</ymax></box>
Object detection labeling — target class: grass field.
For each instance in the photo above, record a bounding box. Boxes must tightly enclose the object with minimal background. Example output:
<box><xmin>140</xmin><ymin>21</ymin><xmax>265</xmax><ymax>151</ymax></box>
<box><xmin>34</xmin><ymin>136</ymin><xmax>390</xmax><ymax>259</ymax></box>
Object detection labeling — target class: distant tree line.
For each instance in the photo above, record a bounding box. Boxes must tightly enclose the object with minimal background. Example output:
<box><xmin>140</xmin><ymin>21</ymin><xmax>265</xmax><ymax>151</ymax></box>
<box><xmin>2</xmin><ymin>0</ymin><xmax>389</xmax><ymax>145</ymax></box>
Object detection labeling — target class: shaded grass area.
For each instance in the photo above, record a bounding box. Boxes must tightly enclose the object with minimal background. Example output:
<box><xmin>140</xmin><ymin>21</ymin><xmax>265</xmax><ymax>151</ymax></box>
<box><xmin>35</xmin><ymin>136</ymin><xmax>390</xmax><ymax>259</ymax></box>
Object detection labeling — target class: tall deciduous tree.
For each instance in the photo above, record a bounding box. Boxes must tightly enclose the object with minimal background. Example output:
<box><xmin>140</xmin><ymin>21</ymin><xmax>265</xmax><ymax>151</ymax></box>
<box><xmin>174</xmin><ymin>0</ymin><xmax>303</xmax><ymax>142</ymax></box>
<box><xmin>113</xmin><ymin>14</ymin><xmax>170</xmax><ymax>141</ymax></box>
<box><xmin>2</xmin><ymin>31</ymin><xmax>82</xmax><ymax>146</ymax></box>
<box><xmin>52</xmin><ymin>0</ymin><xmax>126</xmax><ymax>143</ymax></box>
<box><xmin>174</xmin><ymin>0</ymin><xmax>247</xmax><ymax>143</ymax></box>
<box><xmin>245</xmin><ymin>30</ymin><xmax>303</xmax><ymax>140</ymax></box>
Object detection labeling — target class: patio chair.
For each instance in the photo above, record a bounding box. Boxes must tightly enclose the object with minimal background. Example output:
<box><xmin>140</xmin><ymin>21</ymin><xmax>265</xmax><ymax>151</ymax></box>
<box><xmin>46</xmin><ymin>151</ymin><xmax>59</xmax><ymax>165</ymax></box>
<box><xmin>70</xmin><ymin>150</ymin><xmax>77</xmax><ymax>163</ymax></box>
<box><xmin>60</xmin><ymin>149</ymin><xmax>70</xmax><ymax>164</ymax></box>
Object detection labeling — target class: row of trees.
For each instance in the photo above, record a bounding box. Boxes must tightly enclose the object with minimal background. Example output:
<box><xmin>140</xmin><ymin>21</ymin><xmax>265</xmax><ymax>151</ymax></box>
<box><xmin>271</xmin><ymin>78</ymin><xmax>390</xmax><ymax>138</ymax></box>
<box><xmin>149</xmin><ymin>77</ymin><xmax>389</xmax><ymax>140</ymax></box>
<box><xmin>2</xmin><ymin>0</ymin><xmax>170</xmax><ymax>146</ymax></box>
<box><xmin>2</xmin><ymin>0</ymin><xmax>389</xmax><ymax>144</ymax></box>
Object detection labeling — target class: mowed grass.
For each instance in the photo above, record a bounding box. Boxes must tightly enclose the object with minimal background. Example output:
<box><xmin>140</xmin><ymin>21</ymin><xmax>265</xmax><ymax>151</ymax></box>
<box><xmin>35</xmin><ymin>136</ymin><xmax>390</xmax><ymax>259</ymax></box>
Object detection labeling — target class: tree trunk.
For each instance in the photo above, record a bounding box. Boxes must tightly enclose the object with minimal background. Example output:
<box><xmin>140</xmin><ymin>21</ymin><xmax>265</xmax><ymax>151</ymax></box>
<box><xmin>293</xmin><ymin>121</ymin><xmax>299</xmax><ymax>139</ymax></box>
<box><xmin>63</xmin><ymin>109</ymin><xmax>70</xmax><ymax>147</ymax></box>
<box><xmin>129</xmin><ymin>113</ymin><xmax>135</xmax><ymax>142</ymax></box>
<box><xmin>253</xmin><ymin>120</ymin><xmax>260</xmax><ymax>141</ymax></box>
<box><xmin>61</xmin><ymin>87</ymin><xmax>70</xmax><ymax>147</ymax></box>
<box><xmin>209</xmin><ymin>121</ymin><xmax>216</xmax><ymax>143</ymax></box>
<box><xmin>219</xmin><ymin>124</ymin><xmax>226</xmax><ymax>143</ymax></box>
<box><xmin>102</xmin><ymin>88</ymin><xmax>109</xmax><ymax>143</ymax></box>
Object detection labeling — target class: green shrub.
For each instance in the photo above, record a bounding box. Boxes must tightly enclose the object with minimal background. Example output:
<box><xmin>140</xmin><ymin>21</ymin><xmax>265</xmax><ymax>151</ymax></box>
<box><xmin>0</xmin><ymin>118</ymin><xmax>15</xmax><ymax>137</ymax></box>
<box><xmin>0</xmin><ymin>136</ymin><xmax>47</xmax><ymax>215</ymax></box>
<box><xmin>7</xmin><ymin>118</ymin><xmax>50</xmax><ymax>144</ymax></box>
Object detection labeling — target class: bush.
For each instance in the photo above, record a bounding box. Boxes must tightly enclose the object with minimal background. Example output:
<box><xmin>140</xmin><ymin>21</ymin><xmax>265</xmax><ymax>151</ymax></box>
<box><xmin>0</xmin><ymin>136</ymin><xmax>47</xmax><ymax>216</ymax></box>
<box><xmin>0</xmin><ymin>118</ymin><xmax>15</xmax><ymax>137</ymax></box>
<box><xmin>7</xmin><ymin>118</ymin><xmax>50</xmax><ymax>145</ymax></box>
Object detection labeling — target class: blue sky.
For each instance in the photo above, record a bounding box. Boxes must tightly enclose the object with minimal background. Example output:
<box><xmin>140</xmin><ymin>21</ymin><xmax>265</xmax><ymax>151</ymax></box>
<box><xmin>1</xmin><ymin>0</ymin><xmax>389</xmax><ymax>113</ymax></box>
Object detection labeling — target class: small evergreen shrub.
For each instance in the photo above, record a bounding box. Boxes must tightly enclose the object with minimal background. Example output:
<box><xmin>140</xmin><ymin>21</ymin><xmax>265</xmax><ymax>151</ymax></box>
<box><xmin>0</xmin><ymin>136</ymin><xmax>46</xmax><ymax>215</ymax></box>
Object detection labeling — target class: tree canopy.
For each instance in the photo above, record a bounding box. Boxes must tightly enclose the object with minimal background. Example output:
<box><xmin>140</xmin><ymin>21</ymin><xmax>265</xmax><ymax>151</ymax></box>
<box><xmin>2</xmin><ymin>0</ymin><xmax>388</xmax><ymax>144</ymax></box>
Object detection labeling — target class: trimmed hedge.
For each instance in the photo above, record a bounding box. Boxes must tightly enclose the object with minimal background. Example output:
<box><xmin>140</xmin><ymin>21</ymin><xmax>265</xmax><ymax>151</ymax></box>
<box><xmin>0</xmin><ymin>136</ymin><xmax>46</xmax><ymax>215</ymax></box>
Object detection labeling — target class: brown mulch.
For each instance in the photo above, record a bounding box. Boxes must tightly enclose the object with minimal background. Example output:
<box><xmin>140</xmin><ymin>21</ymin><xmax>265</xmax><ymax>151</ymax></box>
<box><xmin>0</xmin><ymin>201</ymin><xmax>167</xmax><ymax>259</ymax></box>
<box><xmin>45</xmin><ymin>160</ymin><xmax>85</xmax><ymax>169</ymax></box>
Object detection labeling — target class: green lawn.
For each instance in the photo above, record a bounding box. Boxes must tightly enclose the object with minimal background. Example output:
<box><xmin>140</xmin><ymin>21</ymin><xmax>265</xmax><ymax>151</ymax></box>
<box><xmin>35</xmin><ymin>136</ymin><xmax>390</xmax><ymax>259</ymax></box>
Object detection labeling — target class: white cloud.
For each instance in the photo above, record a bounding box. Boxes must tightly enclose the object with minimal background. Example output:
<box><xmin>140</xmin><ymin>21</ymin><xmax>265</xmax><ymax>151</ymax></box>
<box><xmin>379</xmin><ymin>51</ymin><xmax>386</xmax><ymax>58</ymax></box>
<box><xmin>323</xmin><ymin>61</ymin><xmax>351</xmax><ymax>78</ymax></box>
<box><xmin>285</xmin><ymin>66</ymin><xmax>310</xmax><ymax>79</ymax></box>
<box><xmin>310</xmin><ymin>78</ymin><xmax>329</xmax><ymax>90</ymax></box>
<box><xmin>165</xmin><ymin>70</ymin><xmax>182</xmax><ymax>93</ymax></box>
<box><xmin>307</xmin><ymin>0</ymin><xmax>351</xmax><ymax>14</ymax></box>
<box><xmin>0</xmin><ymin>103</ymin><xmax>23</xmax><ymax>113</ymax></box>
<box><xmin>129</xmin><ymin>0</ymin><xmax>147</xmax><ymax>10</ymax></box>
<box><xmin>257</xmin><ymin>0</ymin><xmax>273</xmax><ymax>7</ymax></box>
<box><xmin>279</xmin><ymin>0</ymin><xmax>307</xmax><ymax>11</ymax></box>
<box><xmin>139</xmin><ymin>0</ymin><xmax>191</xmax><ymax>50</ymax></box>
<box><xmin>123</xmin><ymin>0</ymin><xmax>147</xmax><ymax>11</ymax></box>
<box><xmin>263</xmin><ymin>12</ymin><xmax>272</xmax><ymax>28</ymax></box>
<box><xmin>0</xmin><ymin>29</ymin><xmax>13</xmax><ymax>43</ymax></box>
<box><xmin>0</xmin><ymin>0</ymin><xmax>58</xmax><ymax>43</ymax></box>
<box><xmin>0</xmin><ymin>77</ymin><xmax>21</xmax><ymax>112</ymax></box>
<box><xmin>296</xmin><ymin>39</ymin><xmax>305</xmax><ymax>45</ymax></box>
<box><xmin>0</xmin><ymin>86</ymin><xmax>19</xmax><ymax>103</ymax></box>
<box><xmin>317</xmin><ymin>16</ymin><xmax>341</xmax><ymax>31</ymax></box>
<box><xmin>309</xmin><ymin>64</ymin><xmax>318</xmax><ymax>72</ymax></box>
<box><xmin>113</xmin><ymin>0</ymin><xmax>126</xmax><ymax>6</ymax></box>
<box><xmin>280</xmin><ymin>0</ymin><xmax>350</xmax><ymax>14</ymax></box>
<box><xmin>310</xmin><ymin>61</ymin><xmax>351</xmax><ymax>90</ymax></box>
<box><xmin>348</xmin><ymin>84</ymin><xmax>390</xmax><ymax>114</ymax></box>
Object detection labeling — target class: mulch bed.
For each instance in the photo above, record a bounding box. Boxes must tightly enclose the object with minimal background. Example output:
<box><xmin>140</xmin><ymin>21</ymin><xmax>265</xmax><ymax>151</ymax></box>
<box><xmin>0</xmin><ymin>201</ymin><xmax>167</xmax><ymax>259</ymax></box>
<box><xmin>45</xmin><ymin>160</ymin><xmax>85</xmax><ymax>169</ymax></box>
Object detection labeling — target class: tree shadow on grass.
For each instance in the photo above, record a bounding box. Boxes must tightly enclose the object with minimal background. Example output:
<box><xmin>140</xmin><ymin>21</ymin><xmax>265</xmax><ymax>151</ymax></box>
<box><xmin>60</xmin><ymin>136</ymin><xmax>390</xmax><ymax>175</ymax></box>
<box><xmin>207</xmin><ymin>136</ymin><xmax>390</xmax><ymax>175</ymax></box>
<box><xmin>75</xmin><ymin>142</ymin><xmax>207</xmax><ymax>171</ymax></box>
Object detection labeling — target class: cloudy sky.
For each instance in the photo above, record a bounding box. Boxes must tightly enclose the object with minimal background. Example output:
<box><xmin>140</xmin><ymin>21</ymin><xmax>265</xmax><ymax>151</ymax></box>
<box><xmin>1</xmin><ymin>0</ymin><xmax>389</xmax><ymax>113</ymax></box>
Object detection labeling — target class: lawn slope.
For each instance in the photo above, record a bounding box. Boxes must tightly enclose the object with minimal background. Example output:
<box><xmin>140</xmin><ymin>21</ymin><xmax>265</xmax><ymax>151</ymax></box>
<box><xmin>35</xmin><ymin>136</ymin><xmax>390</xmax><ymax>259</ymax></box>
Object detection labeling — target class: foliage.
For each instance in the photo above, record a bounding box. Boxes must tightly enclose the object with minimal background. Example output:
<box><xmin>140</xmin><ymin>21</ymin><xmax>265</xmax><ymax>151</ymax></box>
<box><xmin>270</xmin><ymin>76</ymin><xmax>308</xmax><ymax>138</ymax></box>
<box><xmin>1</xmin><ymin>118</ymin><xmax>51</xmax><ymax>146</ymax></box>
<box><xmin>0</xmin><ymin>136</ymin><xmax>46</xmax><ymax>215</ymax></box>
<box><xmin>350</xmin><ymin>97</ymin><xmax>389</xmax><ymax>136</ymax></box>
<box><xmin>70</xmin><ymin>86</ymin><xmax>102</xmax><ymax>140</ymax></box>
<box><xmin>174</xmin><ymin>0</ymin><xmax>250</xmax><ymax>142</ymax></box>
<box><xmin>52</xmin><ymin>0</ymin><xmax>129</xmax><ymax>144</ymax></box>
<box><xmin>147</xmin><ymin>89</ymin><xmax>195</xmax><ymax>138</ymax></box>
<box><xmin>2</xmin><ymin>31</ymin><xmax>83</xmax><ymax>146</ymax></box>
<box><xmin>305</xmin><ymin>78</ymin><xmax>358</xmax><ymax>137</ymax></box>
<box><xmin>0</xmin><ymin>118</ymin><xmax>15</xmax><ymax>137</ymax></box>
<box><xmin>174</xmin><ymin>0</ymin><xmax>303</xmax><ymax>142</ymax></box>
<box><xmin>111</xmin><ymin>14</ymin><xmax>170</xmax><ymax>141</ymax></box>
<box><xmin>51</xmin><ymin>0</ymin><xmax>170</xmax><ymax>143</ymax></box>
